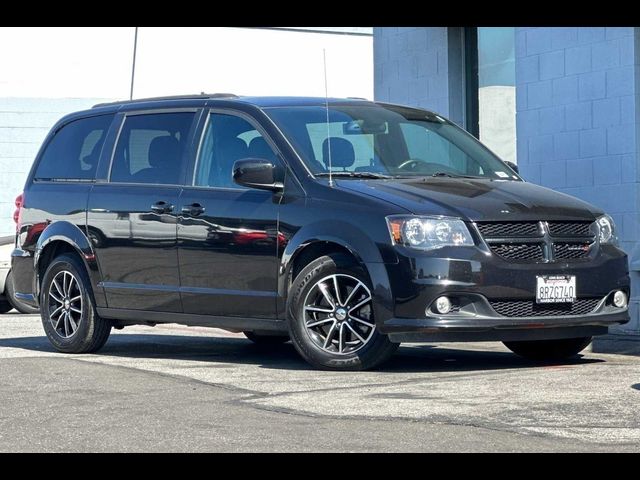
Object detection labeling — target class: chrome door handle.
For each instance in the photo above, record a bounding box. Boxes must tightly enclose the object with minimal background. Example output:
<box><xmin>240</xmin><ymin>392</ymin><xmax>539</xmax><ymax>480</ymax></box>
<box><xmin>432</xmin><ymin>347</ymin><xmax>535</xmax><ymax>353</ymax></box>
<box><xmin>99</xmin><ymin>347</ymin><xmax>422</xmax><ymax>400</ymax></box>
<box><xmin>181</xmin><ymin>203</ymin><xmax>205</xmax><ymax>216</ymax></box>
<box><xmin>151</xmin><ymin>201</ymin><xmax>174</xmax><ymax>214</ymax></box>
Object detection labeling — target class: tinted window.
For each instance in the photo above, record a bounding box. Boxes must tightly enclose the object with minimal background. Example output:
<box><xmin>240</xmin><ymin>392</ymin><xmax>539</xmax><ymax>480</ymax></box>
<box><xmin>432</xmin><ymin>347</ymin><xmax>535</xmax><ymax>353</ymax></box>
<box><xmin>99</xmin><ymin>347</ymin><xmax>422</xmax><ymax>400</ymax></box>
<box><xmin>266</xmin><ymin>105</ymin><xmax>517</xmax><ymax>180</ymax></box>
<box><xmin>110</xmin><ymin>112</ymin><xmax>195</xmax><ymax>185</ymax></box>
<box><xmin>400</xmin><ymin>123</ymin><xmax>478</xmax><ymax>174</ymax></box>
<box><xmin>195</xmin><ymin>113</ymin><xmax>278</xmax><ymax>188</ymax></box>
<box><xmin>306</xmin><ymin>122</ymin><xmax>375</xmax><ymax>171</ymax></box>
<box><xmin>35</xmin><ymin>114</ymin><xmax>113</xmax><ymax>180</ymax></box>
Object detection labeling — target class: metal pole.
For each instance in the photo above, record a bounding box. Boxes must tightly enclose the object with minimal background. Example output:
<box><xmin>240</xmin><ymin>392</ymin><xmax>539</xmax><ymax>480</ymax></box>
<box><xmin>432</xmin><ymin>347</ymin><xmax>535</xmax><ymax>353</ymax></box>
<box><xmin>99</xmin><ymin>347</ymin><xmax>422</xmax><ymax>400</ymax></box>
<box><xmin>129</xmin><ymin>27</ymin><xmax>138</xmax><ymax>100</ymax></box>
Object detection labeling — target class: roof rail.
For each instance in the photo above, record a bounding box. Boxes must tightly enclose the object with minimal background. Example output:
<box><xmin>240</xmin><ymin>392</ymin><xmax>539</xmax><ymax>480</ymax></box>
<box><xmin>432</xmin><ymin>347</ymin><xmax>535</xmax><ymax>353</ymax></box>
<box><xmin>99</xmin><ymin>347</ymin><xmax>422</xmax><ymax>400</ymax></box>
<box><xmin>92</xmin><ymin>93</ymin><xmax>239</xmax><ymax>108</ymax></box>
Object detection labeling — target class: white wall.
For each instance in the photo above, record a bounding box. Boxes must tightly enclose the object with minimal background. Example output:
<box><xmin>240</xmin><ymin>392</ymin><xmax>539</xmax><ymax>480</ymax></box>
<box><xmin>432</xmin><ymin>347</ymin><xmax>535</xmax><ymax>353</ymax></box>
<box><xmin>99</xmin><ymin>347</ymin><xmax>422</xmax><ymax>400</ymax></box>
<box><xmin>0</xmin><ymin>27</ymin><xmax>373</xmax><ymax>236</ymax></box>
<box><xmin>478</xmin><ymin>86</ymin><xmax>517</xmax><ymax>163</ymax></box>
<box><xmin>132</xmin><ymin>27</ymin><xmax>372</xmax><ymax>99</ymax></box>
<box><xmin>0</xmin><ymin>27</ymin><xmax>134</xmax><ymax>98</ymax></box>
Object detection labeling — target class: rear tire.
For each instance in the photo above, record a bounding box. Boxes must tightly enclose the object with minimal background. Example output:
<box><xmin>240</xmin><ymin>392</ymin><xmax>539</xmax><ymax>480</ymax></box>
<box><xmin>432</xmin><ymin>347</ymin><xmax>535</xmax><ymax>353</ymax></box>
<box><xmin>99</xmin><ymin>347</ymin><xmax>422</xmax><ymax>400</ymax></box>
<box><xmin>287</xmin><ymin>254</ymin><xmax>398</xmax><ymax>371</ymax></box>
<box><xmin>503</xmin><ymin>336</ymin><xmax>592</xmax><ymax>361</ymax></box>
<box><xmin>6</xmin><ymin>271</ymin><xmax>39</xmax><ymax>314</ymax></box>
<box><xmin>40</xmin><ymin>253</ymin><xmax>111</xmax><ymax>353</ymax></box>
<box><xmin>244</xmin><ymin>331</ymin><xmax>289</xmax><ymax>345</ymax></box>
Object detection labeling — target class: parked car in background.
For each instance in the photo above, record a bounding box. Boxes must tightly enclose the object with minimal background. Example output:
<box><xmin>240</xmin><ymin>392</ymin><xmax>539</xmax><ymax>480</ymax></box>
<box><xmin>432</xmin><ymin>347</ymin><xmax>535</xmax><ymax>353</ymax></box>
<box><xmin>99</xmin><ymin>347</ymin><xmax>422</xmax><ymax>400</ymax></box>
<box><xmin>10</xmin><ymin>94</ymin><xmax>630</xmax><ymax>370</ymax></box>
<box><xmin>0</xmin><ymin>237</ymin><xmax>11</xmax><ymax>313</ymax></box>
<box><xmin>0</xmin><ymin>235</ymin><xmax>38</xmax><ymax>314</ymax></box>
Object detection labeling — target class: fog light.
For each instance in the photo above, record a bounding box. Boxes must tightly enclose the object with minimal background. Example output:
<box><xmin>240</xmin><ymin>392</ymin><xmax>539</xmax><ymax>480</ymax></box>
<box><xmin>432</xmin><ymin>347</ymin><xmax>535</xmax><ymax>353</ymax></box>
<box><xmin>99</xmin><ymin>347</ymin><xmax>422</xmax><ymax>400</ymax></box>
<box><xmin>434</xmin><ymin>296</ymin><xmax>452</xmax><ymax>315</ymax></box>
<box><xmin>613</xmin><ymin>291</ymin><xmax>628</xmax><ymax>308</ymax></box>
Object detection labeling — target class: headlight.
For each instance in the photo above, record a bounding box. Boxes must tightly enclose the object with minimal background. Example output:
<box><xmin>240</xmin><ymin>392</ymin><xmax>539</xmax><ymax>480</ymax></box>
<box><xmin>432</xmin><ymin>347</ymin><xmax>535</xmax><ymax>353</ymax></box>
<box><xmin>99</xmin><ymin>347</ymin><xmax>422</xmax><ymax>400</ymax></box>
<box><xmin>386</xmin><ymin>215</ymin><xmax>474</xmax><ymax>250</ymax></box>
<box><xmin>596</xmin><ymin>214</ymin><xmax>617</xmax><ymax>245</ymax></box>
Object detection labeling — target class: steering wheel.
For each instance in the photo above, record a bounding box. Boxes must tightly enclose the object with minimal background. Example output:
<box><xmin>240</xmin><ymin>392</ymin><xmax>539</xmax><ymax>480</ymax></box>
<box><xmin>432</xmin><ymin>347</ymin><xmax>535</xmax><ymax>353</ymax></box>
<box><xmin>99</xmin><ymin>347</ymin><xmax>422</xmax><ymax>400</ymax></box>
<box><xmin>396</xmin><ymin>159</ymin><xmax>461</xmax><ymax>175</ymax></box>
<box><xmin>396</xmin><ymin>159</ymin><xmax>424</xmax><ymax>171</ymax></box>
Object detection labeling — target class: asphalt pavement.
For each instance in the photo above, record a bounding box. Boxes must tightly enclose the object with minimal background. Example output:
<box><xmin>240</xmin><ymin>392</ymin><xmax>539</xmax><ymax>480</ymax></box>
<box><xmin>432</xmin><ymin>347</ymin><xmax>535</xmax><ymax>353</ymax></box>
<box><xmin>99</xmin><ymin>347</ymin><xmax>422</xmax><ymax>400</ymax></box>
<box><xmin>1</xmin><ymin>312</ymin><xmax>639</xmax><ymax>452</ymax></box>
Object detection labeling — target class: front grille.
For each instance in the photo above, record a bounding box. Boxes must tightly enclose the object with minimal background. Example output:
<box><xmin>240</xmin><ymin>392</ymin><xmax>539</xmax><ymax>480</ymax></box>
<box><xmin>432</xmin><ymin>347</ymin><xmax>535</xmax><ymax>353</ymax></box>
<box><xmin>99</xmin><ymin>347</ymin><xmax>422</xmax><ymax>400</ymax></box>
<box><xmin>490</xmin><ymin>243</ymin><xmax>544</xmax><ymax>261</ymax></box>
<box><xmin>476</xmin><ymin>222</ymin><xmax>541</xmax><ymax>238</ymax></box>
<box><xmin>554</xmin><ymin>242</ymin><xmax>591</xmax><ymax>260</ymax></box>
<box><xmin>477</xmin><ymin>220</ymin><xmax>597</xmax><ymax>263</ymax></box>
<box><xmin>548</xmin><ymin>221</ymin><xmax>593</xmax><ymax>237</ymax></box>
<box><xmin>490</xmin><ymin>298</ymin><xmax>600</xmax><ymax>317</ymax></box>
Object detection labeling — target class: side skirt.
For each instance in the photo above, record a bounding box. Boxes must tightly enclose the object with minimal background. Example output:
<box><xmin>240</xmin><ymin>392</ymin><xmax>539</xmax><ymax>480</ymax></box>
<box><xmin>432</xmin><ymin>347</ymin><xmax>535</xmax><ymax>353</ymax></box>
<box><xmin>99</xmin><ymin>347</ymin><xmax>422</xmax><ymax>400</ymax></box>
<box><xmin>97</xmin><ymin>307</ymin><xmax>288</xmax><ymax>333</ymax></box>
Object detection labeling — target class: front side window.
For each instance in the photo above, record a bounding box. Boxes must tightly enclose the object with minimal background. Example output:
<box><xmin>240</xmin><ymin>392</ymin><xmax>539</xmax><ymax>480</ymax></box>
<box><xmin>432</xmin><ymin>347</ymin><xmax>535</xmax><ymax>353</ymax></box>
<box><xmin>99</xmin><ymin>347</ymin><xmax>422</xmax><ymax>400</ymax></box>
<box><xmin>266</xmin><ymin>105</ymin><xmax>517</xmax><ymax>180</ymax></box>
<box><xmin>110</xmin><ymin>112</ymin><xmax>195</xmax><ymax>185</ymax></box>
<box><xmin>195</xmin><ymin>113</ymin><xmax>279</xmax><ymax>188</ymax></box>
<box><xmin>35</xmin><ymin>114</ymin><xmax>114</xmax><ymax>181</ymax></box>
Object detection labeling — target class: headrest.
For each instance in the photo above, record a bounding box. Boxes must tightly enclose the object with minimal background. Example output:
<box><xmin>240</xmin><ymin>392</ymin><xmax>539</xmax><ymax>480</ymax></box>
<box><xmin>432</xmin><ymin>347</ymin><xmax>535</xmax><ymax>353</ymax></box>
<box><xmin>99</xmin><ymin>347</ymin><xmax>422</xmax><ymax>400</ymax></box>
<box><xmin>149</xmin><ymin>136</ymin><xmax>180</xmax><ymax>168</ymax></box>
<box><xmin>82</xmin><ymin>134</ymin><xmax>104</xmax><ymax>168</ymax></box>
<box><xmin>322</xmin><ymin>137</ymin><xmax>355</xmax><ymax>168</ymax></box>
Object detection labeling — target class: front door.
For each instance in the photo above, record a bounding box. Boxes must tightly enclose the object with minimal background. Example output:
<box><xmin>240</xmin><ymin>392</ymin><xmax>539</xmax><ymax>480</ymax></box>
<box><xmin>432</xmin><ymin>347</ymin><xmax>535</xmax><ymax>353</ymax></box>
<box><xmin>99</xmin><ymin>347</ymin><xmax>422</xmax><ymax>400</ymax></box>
<box><xmin>87</xmin><ymin>111</ymin><xmax>197</xmax><ymax>312</ymax></box>
<box><xmin>177</xmin><ymin>112</ymin><xmax>281</xmax><ymax>317</ymax></box>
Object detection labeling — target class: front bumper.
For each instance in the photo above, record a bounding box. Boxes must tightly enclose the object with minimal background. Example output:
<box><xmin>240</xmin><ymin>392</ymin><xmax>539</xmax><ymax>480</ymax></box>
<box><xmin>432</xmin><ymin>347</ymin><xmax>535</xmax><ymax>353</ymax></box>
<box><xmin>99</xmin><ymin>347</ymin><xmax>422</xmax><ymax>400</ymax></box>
<box><xmin>383</xmin><ymin>310</ymin><xmax>627</xmax><ymax>343</ymax></box>
<box><xmin>374</xmin><ymin>243</ymin><xmax>630</xmax><ymax>341</ymax></box>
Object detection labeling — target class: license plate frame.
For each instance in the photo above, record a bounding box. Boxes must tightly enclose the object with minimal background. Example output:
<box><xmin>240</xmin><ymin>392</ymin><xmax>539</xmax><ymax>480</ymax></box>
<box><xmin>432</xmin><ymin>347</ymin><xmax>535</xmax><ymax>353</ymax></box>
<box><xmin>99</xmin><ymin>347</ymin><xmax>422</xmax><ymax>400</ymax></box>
<box><xmin>535</xmin><ymin>275</ymin><xmax>576</xmax><ymax>304</ymax></box>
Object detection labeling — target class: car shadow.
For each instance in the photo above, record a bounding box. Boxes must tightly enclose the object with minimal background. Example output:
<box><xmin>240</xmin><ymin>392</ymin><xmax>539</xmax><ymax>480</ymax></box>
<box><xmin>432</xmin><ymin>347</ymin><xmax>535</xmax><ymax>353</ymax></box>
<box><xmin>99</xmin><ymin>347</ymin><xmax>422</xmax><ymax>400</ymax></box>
<box><xmin>0</xmin><ymin>331</ymin><xmax>604</xmax><ymax>373</ymax></box>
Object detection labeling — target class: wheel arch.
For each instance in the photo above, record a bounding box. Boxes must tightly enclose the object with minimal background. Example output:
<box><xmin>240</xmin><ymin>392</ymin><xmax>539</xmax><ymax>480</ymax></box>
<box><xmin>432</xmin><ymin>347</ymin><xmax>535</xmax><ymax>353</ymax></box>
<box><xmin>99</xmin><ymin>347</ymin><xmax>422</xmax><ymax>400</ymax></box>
<box><xmin>279</xmin><ymin>220</ymin><xmax>395</xmax><ymax>324</ymax></box>
<box><xmin>34</xmin><ymin>221</ymin><xmax>106</xmax><ymax>307</ymax></box>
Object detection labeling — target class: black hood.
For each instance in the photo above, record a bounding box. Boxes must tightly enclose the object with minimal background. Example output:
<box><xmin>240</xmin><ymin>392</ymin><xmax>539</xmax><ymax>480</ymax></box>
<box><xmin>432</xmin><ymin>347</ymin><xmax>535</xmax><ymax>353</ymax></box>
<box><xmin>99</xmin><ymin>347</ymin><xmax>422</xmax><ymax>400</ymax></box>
<box><xmin>337</xmin><ymin>178</ymin><xmax>603</xmax><ymax>222</ymax></box>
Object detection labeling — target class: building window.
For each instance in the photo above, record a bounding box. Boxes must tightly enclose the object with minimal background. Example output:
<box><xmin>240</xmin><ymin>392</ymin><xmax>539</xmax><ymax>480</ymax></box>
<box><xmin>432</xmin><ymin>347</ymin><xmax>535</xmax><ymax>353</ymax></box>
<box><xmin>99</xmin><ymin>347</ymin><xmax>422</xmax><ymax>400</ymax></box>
<box><xmin>476</xmin><ymin>27</ymin><xmax>516</xmax><ymax>163</ymax></box>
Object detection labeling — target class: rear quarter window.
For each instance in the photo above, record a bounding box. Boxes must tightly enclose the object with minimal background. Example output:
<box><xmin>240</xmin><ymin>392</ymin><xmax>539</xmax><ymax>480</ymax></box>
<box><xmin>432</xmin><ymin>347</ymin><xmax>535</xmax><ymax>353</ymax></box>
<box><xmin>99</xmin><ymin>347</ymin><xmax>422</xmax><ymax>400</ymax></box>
<box><xmin>34</xmin><ymin>114</ymin><xmax>114</xmax><ymax>181</ymax></box>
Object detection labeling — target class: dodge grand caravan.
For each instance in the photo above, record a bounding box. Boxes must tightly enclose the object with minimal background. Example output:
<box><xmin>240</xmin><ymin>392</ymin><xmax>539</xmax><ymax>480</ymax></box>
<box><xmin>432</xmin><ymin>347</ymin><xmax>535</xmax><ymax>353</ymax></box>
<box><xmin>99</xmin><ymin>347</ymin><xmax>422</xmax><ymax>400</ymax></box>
<box><xmin>11</xmin><ymin>94</ymin><xmax>630</xmax><ymax>370</ymax></box>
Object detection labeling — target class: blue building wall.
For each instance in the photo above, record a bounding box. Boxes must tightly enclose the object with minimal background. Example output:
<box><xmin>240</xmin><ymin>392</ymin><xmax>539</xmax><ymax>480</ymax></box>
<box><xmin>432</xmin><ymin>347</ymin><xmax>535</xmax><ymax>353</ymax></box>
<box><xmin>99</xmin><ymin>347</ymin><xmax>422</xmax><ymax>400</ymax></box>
<box><xmin>515</xmin><ymin>27</ymin><xmax>640</xmax><ymax>333</ymax></box>
<box><xmin>373</xmin><ymin>27</ymin><xmax>464</xmax><ymax>126</ymax></box>
<box><xmin>374</xmin><ymin>26</ymin><xmax>640</xmax><ymax>335</ymax></box>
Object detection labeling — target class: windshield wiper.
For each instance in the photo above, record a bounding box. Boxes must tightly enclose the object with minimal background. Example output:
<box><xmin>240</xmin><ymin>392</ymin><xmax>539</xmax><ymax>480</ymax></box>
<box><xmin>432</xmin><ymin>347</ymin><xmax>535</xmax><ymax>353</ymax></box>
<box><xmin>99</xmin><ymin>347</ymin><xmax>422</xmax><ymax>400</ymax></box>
<box><xmin>431</xmin><ymin>172</ymin><xmax>485</xmax><ymax>179</ymax></box>
<box><xmin>316</xmin><ymin>171</ymin><xmax>392</xmax><ymax>179</ymax></box>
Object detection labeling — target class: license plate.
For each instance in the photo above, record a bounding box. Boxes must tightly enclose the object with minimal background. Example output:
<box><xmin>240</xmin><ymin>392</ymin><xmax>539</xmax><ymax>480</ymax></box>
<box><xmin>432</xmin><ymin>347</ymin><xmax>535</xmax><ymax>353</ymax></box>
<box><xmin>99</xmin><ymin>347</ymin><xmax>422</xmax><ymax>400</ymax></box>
<box><xmin>536</xmin><ymin>275</ymin><xmax>576</xmax><ymax>304</ymax></box>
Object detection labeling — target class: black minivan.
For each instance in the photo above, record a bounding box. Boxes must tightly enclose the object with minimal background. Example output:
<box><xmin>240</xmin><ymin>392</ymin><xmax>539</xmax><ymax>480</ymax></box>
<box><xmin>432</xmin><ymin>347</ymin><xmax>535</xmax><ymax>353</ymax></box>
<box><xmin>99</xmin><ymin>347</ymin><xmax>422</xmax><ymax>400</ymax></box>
<box><xmin>11</xmin><ymin>94</ymin><xmax>630</xmax><ymax>370</ymax></box>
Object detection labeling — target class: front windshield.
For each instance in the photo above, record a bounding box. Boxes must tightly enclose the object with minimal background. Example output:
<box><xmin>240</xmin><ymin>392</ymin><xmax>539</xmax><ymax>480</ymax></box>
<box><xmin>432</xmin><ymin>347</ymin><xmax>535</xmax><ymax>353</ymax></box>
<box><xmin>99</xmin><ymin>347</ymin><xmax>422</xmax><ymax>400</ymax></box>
<box><xmin>265</xmin><ymin>104</ymin><xmax>519</xmax><ymax>180</ymax></box>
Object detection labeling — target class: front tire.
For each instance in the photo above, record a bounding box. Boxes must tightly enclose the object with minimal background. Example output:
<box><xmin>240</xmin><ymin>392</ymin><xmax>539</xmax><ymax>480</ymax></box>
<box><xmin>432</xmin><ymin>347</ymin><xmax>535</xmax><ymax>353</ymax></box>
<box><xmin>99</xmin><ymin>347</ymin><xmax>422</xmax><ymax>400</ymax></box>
<box><xmin>287</xmin><ymin>254</ymin><xmax>398</xmax><ymax>371</ymax></box>
<box><xmin>40</xmin><ymin>253</ymin><xmax>111</xmax><ymax>353</ymax></box>
<box><xmin>503</xmin><ymin>336</ymin><xmax>592</xmax><ymax>361</ymax></box>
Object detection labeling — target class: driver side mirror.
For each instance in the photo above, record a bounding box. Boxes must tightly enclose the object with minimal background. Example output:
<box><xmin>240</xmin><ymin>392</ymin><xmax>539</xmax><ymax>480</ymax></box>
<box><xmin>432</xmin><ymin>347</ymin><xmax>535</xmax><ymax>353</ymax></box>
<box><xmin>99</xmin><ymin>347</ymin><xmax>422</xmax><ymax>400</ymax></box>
<box><xmin>504</xmin><ymin>161</ymin><xmax>519</xmax><ymax>174</ymax></box>
<box><xmin>233</xmin><ymin>158</ymin><xmax>284</xmax><ymax>192</ymax></box>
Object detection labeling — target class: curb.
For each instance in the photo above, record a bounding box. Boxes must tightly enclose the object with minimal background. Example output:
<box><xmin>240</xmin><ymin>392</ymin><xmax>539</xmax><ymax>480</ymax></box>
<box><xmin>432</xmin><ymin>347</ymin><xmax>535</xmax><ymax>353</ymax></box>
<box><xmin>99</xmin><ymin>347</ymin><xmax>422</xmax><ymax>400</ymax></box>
<box><xmin>590</xmin><ymin>334</ymin><xmax>640</xmax><ymax>356</ymax></box>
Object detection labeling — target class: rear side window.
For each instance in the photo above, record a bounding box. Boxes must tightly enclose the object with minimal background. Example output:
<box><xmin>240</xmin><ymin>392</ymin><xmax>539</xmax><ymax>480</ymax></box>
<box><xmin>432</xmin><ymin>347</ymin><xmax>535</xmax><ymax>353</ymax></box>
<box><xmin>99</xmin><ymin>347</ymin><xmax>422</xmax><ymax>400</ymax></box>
<box><xmin>110</xmin><ymin>112</ymin><xmax>195</xmax><ymax>185</ymax></box>
<box><xmin>34</xmin><ymin>114</ymin><xmax>114</xmax><ymax>180</ymax></box>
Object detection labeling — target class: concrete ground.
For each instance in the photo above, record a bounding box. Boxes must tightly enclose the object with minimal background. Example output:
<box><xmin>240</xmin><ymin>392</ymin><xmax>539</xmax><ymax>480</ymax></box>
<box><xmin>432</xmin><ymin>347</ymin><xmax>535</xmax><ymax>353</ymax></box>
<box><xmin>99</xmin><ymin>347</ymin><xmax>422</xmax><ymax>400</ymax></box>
<box><xmin>1</xmin><ymin>312</ymin><xmax>639</xmax><ymax>452</ymax></box>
